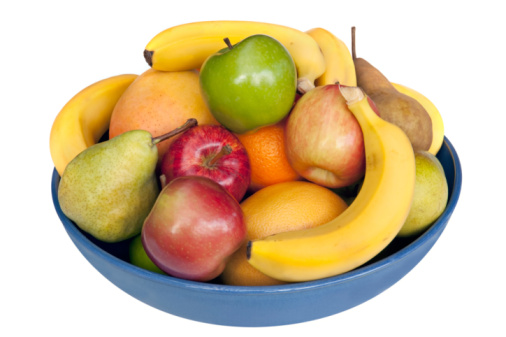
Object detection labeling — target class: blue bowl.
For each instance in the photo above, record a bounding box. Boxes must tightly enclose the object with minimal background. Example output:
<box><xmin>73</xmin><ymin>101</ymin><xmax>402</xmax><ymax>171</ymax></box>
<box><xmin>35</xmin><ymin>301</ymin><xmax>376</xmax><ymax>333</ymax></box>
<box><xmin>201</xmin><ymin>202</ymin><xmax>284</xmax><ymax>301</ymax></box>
<box><xmin>51</xmin><ymin>136</ymin><xmax>462</xmax><ymax>327</ymax></box>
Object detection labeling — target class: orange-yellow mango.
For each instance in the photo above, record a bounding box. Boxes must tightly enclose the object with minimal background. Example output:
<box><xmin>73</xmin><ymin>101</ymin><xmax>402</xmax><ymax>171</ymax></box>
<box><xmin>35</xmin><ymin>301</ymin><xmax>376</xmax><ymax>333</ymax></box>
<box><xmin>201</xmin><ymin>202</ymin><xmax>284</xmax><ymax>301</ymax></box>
<box><xmin>109</xmin><ymin>69</ymin><xmax>218</xmax><ymax>164</ymax></box>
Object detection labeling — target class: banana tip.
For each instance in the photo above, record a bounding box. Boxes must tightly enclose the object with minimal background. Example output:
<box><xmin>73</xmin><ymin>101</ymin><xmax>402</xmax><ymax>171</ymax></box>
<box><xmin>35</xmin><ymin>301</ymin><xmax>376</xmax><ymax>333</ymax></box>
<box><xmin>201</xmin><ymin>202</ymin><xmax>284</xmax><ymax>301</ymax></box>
<box><xmin>246</xmin><ymin>241</ymin><xmax>252</xmax><ymax>260</ymax></box>
<box><xmin>143</xmin><ymin>49</ymin><xmax>154</xmax><ymax>67</ymax></box>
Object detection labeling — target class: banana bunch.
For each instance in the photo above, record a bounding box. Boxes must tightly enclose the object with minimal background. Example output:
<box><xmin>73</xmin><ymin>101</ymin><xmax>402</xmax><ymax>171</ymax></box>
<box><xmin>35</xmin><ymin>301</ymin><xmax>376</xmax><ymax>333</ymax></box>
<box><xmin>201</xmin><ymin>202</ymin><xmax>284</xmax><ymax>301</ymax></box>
<box><xmin>143</xmin><ymin>21</ymin><xmax>327</xmax><ymax>93</ymax></box>
<box><xmin>306</xmin><ymin>27</ymin><xmax>357</xmax><ymax>87</ymax></box>
<box><xmin>143</xmin><ymin>21</ymin><xmax>359</xmax><ymax>93</ymax></box>
<box><xmin>247</xmin><ymin>86</ymin><xmax>416</xmax><ymax>282</ymax></box>
<box><xmin>50</xmin><ymin>74</ymin><xmax>137</xmax><ymax>176</ymax></box>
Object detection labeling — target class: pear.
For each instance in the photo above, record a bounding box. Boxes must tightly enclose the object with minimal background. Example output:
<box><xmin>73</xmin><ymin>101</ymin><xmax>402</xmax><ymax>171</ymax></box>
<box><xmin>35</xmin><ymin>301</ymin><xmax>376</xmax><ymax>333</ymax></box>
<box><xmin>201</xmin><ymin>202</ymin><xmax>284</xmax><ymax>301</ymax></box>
<box><xmin>351</xmin><ymin>27</ymin><xmax>433</xmax><ymax>151</ymax></box>
<box><xmin>58</xmin><ymin>118</ymin><xmax>197</xmax><ymax>242</ymax></box>
<box><xmin>398</xmin><ymin>151</ymin><xmax>448</xmax><ymax>237</ymax></box>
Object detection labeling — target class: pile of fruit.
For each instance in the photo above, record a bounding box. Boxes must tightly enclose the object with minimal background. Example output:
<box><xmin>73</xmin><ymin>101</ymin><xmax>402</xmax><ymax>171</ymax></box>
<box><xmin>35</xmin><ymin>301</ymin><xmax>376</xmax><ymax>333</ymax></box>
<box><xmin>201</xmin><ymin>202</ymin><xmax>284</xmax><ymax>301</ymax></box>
<box><xmin>50</xmin><ymin>21</ymin><xmax>449</xmax><ymax>286</ymax></box>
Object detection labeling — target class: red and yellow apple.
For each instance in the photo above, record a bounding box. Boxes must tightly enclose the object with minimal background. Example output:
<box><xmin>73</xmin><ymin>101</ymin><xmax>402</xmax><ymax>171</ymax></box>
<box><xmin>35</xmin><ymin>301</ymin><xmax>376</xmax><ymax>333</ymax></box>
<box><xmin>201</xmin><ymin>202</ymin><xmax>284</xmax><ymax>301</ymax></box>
<box><xmin>141</xmin><ymin>176</ymin><xmax>246</xmax><ymax>282</ymax></box>
<box><xmin>285</xmin><ymin>84</ymin><xmax>365</xmax><ymax>188</ymax></box>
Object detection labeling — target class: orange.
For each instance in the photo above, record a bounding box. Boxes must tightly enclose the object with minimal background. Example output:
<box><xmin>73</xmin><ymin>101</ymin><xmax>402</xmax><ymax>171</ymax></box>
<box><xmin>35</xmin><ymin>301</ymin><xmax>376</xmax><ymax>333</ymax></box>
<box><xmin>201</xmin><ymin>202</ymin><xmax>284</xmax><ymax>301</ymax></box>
<box><xmin>236</xmin><ymin>120</ymin><xmax>300</xmax><ymax>192</ymax></box>
<box><xmin>221</xmin><ymin>181</ymin><xmax>348</xmax><ymax>286</ymax></box>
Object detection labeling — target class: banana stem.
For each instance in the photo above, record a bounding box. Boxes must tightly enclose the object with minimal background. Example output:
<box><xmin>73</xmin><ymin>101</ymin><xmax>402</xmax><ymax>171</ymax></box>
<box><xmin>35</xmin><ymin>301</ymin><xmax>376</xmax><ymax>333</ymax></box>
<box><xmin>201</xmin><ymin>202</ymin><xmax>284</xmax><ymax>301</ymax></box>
<box><xmin>339</xmin><ymin>85</ymin><xmax>364</xmax><ymax>105</ymax></box>
<box><xmin>151</xmin><ymin>118</ymin><xmax>198</xmax><ymax>145</ymax></box>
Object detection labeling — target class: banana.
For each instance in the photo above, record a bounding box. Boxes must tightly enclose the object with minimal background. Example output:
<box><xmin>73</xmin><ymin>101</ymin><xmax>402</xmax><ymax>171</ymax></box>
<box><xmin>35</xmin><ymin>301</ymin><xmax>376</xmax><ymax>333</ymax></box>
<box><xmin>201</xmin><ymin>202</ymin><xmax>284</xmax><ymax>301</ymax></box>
<box><xmin>143</xmin><ymin>21</ymin><xmax>326</xmax><ymax>93</ymax></box>
<box><xmin>247</xmin><ymin>86</ymin><xmax>416</xmax><ymax>282</ymax></box>
<box><xmin>306</xmin><ymin>27</ymin><xmax>357</xmax><ymax>87</ymax></box>
<box><xmin>392</xmin><ymin>83</ymin><xmax>445</xmax><ymax>155</ymax></box>
<box><xmin>50</xmin><ymin>74</ymin><xmax>138</xmax><ymax>176</ymax></box>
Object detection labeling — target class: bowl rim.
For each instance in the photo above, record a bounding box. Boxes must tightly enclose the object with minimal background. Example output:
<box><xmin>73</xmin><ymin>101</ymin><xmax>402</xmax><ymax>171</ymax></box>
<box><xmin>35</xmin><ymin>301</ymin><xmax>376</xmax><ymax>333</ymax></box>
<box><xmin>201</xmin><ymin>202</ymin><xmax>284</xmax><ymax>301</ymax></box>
<box><xmin>52</xmin><ymin>136</ymin><xmax>462</xmax><ymax>295</ymax></box>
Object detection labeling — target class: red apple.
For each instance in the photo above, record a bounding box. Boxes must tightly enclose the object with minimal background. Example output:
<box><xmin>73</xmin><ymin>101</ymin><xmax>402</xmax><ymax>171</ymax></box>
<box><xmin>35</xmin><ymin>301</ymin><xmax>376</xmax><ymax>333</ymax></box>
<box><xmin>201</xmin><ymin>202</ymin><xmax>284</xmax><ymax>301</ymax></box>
<box><xmin>142</xmin><ymin>176</ymin><xmax>246</xmax><ymax>282</ymax></box>
<box><xmin>160</xmin><ymin>124</ymin><xmax>250</xmax><ymax>202</ymax></box>
<box><xmin>285</xmin><ymin>84</ymin><xmax>365</xmax><ymax>188</ymax></box>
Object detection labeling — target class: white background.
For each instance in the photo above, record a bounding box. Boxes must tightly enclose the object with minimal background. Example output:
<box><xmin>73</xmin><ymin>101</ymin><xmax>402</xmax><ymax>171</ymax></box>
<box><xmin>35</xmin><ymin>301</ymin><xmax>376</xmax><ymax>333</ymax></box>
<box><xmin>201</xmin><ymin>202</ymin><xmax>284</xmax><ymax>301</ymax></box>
<box><xmin>2</xmin><ymin>0</ymin><xmax>504</xmax><ymax>336</ymax></box>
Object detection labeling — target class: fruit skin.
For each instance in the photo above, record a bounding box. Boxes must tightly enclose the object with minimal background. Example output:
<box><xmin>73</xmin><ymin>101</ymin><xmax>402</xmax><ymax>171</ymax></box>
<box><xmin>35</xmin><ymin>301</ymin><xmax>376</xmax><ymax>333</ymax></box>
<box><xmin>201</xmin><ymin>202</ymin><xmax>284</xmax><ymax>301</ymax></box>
<box><xmin>354</xmin><ymin>56</ymin><xmax>433</xmax><ymax>151</ymax></box>
<box><xmin>247</xmin><ymin>86</ymin><xmax>416</xmax><ymax>282</ymax></box>
<box><xmin>142</xmin><ymin>176</ymin><xmax>246</xmax><ymax>282</ymax></box>
<box><xmin>58</xmin><ymin>130</ymin><xmax>160</xmax><ymax>243</ymax></box>
<box><xmin>306</xmin><ymin>27</ymin><xmax>357</xmax><ymax>87</ymax></box>
<box><xmin>392</xmin><ymin>83</ymin><xmax>444</xmax><ymax>155</ymax></box>
<box><xmin>129</xmin><ymin>235</ymin><xmax>165</xmax><ymax>274</ymax></box>
<box><xmin>351</xmin><ymin>27</ymin><xmax>433</xmax><ymax>152</ymax></box>
<box><xmin>285</xmin><ymin>84</ymin><xmax>365</xmax><ymax>188</ymax></box>
<box><xmin>50</xmin><ymin>74</ymin><xmax>137</xmax><ymax>176</ymax></box>
<box><xmin>221</xmin><ymin>181</ymin><xmax>348</xmax><ymax>286</ymax></box>
<box><xmin>398</xmin><ymin>151</ymin><xmax>448</xmax><ymax>237</ymax></box>
<box><xmin>235</xmin><ymin>119</ymin><xmax>300</xmax><ymax>192</ymax></box>
<box><xmin>109</xmin><ymin>69</ymin><xmax>219</xmax><ymax>166</ymax></box>
<box><xmin>199</xmin><ymin>34</ymin><xmax>297</xmax><ymax>134</ymax></box>
<box><xmin>58</xmin><ymin>119</ymin><xmax>195</xmax><ymax>243</ymax></box>
<box><xmin>143</xmin><ymin>20</ymin><xmax>325</xmax><ymax>93</ymax></box>
<box><xmin>160</xmin><ymin>124</ymin><xmax>251</xmax><ymax>202</ymax></box>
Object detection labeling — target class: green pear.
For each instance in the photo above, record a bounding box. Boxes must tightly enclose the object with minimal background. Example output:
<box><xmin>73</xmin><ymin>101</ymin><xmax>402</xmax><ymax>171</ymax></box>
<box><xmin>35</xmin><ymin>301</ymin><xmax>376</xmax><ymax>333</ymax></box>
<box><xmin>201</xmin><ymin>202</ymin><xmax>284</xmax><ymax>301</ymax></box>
<box><xmin>398</xmin><ymin>151</ymin><xmax>448</xmax><ymax>237</ymax></box>
<box><xmin>58</xmin><ymin>118</ymin><xmax>197</xmax><ymax>242</ymax></box>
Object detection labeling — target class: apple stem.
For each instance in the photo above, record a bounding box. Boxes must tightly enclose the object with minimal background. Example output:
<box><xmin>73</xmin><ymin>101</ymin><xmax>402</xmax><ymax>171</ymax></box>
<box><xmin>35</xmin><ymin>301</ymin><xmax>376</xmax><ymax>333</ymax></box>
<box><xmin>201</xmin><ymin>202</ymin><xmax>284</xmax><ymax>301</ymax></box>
<box><xmin>224</xmin><ymin>37</ymin><xmax>233</xmax><ymax>50</ymax></box>
<box><xmin>351</xmin><ymin>26</ymin><xmax>356</xmax><ymax>60</ymax></box>
<box><xmin>207</xmin><ymin>144</ymin><xmax>232</xmax><ymax>166</ymax></box>
<box><xmin>151</xmin><ymin>118</ymin><xmax>198</xmax><ymax>145</ymax></box>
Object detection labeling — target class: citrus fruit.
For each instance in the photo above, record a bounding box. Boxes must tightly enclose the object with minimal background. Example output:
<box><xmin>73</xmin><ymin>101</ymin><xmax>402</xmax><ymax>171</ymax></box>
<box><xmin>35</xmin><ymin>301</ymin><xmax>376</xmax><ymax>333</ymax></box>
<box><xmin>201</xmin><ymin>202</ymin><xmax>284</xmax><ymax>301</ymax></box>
<box><xmin>221</xmin><ymin>181</ymin><xmax>348</xmax><ymax>286</ymax></box>
<box><xmin>235</xmin><ymin>120</ymin><xmax>300</xmax><ymax>192</ymax></box>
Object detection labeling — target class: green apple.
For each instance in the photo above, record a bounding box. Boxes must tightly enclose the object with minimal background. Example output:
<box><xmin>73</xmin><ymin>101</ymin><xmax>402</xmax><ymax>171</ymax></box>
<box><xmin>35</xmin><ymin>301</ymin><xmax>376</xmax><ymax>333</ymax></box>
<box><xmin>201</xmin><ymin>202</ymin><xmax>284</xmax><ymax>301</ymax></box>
<box><xmin>199</xmin><ymin>34</ymin><xmax>297</xmax><ymax>134</ymax></box>
<box><xmin>397</xmin><ymin>151</ymin><xmax>448</xmax><ymax>237</ymax></box>
<box><xmin>129</xmin><ymin>235</ymin><xmax>165</xmax><ymax>274</ymax></box>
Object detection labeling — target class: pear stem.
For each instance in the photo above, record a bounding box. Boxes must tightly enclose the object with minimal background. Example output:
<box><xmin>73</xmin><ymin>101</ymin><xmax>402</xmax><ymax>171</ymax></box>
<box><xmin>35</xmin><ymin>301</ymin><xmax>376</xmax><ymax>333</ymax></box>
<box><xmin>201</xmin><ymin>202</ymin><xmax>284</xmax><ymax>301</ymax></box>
<box><xmin>224</xmin><ymin>37</ymin><xmax>233</xmax><ymax>50</ymax></box>
<box><xmin>151</xmin><ymin>118</ymin><xmax>198</xmax><ymax>145</ymax></box>
<box><xmin>351</xmin><ymin>26</ymin><xmax>356</xmax><ymax>60</ymax></box>
<box><xmin>207</xmin><ymin>144</ymin><xmax>232</xmax><ymax>166</ymax></box>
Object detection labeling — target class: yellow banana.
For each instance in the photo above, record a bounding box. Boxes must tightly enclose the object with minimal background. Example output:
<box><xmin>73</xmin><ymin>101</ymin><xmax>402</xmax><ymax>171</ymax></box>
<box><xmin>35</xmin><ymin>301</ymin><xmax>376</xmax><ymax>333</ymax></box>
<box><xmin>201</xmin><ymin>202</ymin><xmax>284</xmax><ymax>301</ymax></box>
<box><xmin>50</xmin><ymin>74</ymin><xmax>138</xmax><ymax>176</ymax></box>
<box><xmin>143</xmin><ymin>21</ymin><xmax>326</xmax><ymax>93</ymax></box>
<box><xmin>247</xmin><ymin>86</ymin><xmax>416</xmax><ymax>282</ymax></box>
<box><xmin>392</xmin><ymin>83</ymin><xmax>444</xmax><ymax>155</ymax></box>
<box><xmin>306</xmin><ymin>27</ymin><xmax>357</xmax><ymax>87</ymax></box>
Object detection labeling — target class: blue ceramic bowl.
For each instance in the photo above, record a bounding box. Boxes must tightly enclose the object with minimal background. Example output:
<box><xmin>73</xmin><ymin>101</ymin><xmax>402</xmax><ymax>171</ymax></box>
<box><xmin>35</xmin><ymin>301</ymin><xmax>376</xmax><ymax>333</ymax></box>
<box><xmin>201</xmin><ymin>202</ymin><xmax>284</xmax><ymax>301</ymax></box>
<box><xmin>51</xmin><ymin>136</ymin><xmax>462</xmax><ymax>327</ymax></box>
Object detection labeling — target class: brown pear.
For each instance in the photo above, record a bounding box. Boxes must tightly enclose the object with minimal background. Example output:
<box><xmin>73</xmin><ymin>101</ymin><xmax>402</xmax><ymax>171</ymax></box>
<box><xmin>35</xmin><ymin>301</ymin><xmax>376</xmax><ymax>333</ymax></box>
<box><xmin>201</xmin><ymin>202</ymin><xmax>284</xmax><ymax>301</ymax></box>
<box><xmin>351</xmin><ymin>27</ymin><xmax>432</xmax><ymax>151</ymax></box>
